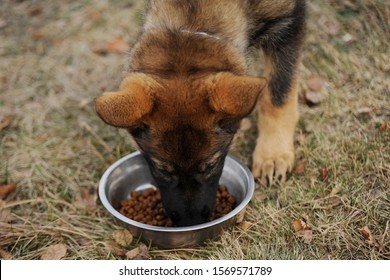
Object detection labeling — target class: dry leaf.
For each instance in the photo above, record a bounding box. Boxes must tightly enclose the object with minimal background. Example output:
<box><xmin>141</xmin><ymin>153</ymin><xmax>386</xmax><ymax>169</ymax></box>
<box><xmin>305</xmin><ymin>91</ymin><xmax>325</xmax><ymax>106</ymax></box>
<box><xmin>112</xmin><ymin>229</ymin><xmax>133</xmax><ymax>247</ymax></box>
<box><xmin>379</xmin><ymin>122</ymin><xmax>388</xmax><ymax>132</ymax></box>
<box><xmin>239</xmin><ymin>118</ymin><xmax>252</xmax><ymax>131</ymax></box>
<box><xmin>307</xmin><ymin>76</ymin><xmax>325</xmax><ymax>92</ymax></box>
<box><xmin>106</xmin><ymin>37</ymin><xmax>129</xmax><ymax>53</ymax></box>
<box><xmin>0</xmin><ymin>249</ymin><xmax>13</xmax><ymax>260</ymax></box>
<box><xmin>292</xmin><ymin>219</ymin><xmax>313</xmax><ymax>244</ymax></box>
<box><xmin>357</xmin><ymin>107</ymin><xmax>371</xmax><ymax>114</ymax></box>
<box><xmin>319</xmin><ymin>166</ymin><xmax>329</xmax><ymax>181</ymax></box>
<box><xmin>239</xmin><ymin>221</ymin><xmax>253</xmax><ymax>231</ymax></box>
<box><xmin>75</xmin><ymin>188</ymin><xmax>96</xmax><ymax>210</ymax></box>
<box><xmin>295</xmin><ymin>160</ymin><xmax>306</xmax><ymax>175</ymax></box>
<box><xmin>78</xmin><ymin>98</ymin><xmax>91</xmax><ymax>109</ymax></box>
<box><xmin>320</xmin><ymin>196</ymin><xmax>343</xmax><ymax>209</ymax></box>
<box><xmin>342</xmin><ymin>33</ymin><xmax>354</xmax><ymax>43</ymax></box>
<box><xmin>0</xmin><ymin>209</ymin><xmax>13</xmax><ymax>223</ymax></box>
<box><xmin>92</xmin><ymin>46</ymin><xmax>108</xmax><ymax>56</ymax></box>
<box><xmin>137</xmin><ymin>243</ymin><xmax>150</xmax><ymax>260</ymax></box>
<box><xmin>325</xmin><ymin>21</ymin><xmax>341</xmax><ymax>35</ymax></box>
<box><xmin>29</xmin><ymin>5</ymin><xmax>43</xmax><ymax>17</ymax></box>
<box><xmin>31</xmin><ymin>31</ymin><xmax>45</xmax><ymax>41</ymax></box>
<box><xmin>126</xmin><ymin>243</ymin><xmax>150</xmax><ymax>260</ymax></box>
<box><xmin>41</xmin><ymin>244</ymin><xmax>67</xmax><ymax>260</ymax></box>
<box><xmin>105</xmin><ymin>240</ymin><xmax>127</xmax><ymax>257</ymax></box>
<box><xmin>125</xmin><ymin>247</ymin><xmax>140</xmax><ymax>259</ymax></box>
<box><xmin>0</xmin><ymin>115</ymin><xmax>14</xmax><ymax>131</ymax></box>
<box><xmin>330</xmin><ymin>186</ymin><xmax>341</xmax><ymax>196</ymax></box>
<box><xmin>359</xmin><ymin>226</ymin><xmax>375</xmax><ymax>245</ymax></box>
<box><xmin>319</xmin><ymin>253</ymin><xmax>334</xmax><ymax>260</ymax></box>
<box><xmin>0</xmin><ymin>184</ymin><xmax>17</xmax><ymax>199</ymax></box>
<box><xmin>292</xmin><ymin>219</ymin><xmax>303</xmax><ymax>232</ymax></box>
<box><xmin>299</xmin><ymin>230</ymin><xmax>313</xmax><ymax>244</ymax></box>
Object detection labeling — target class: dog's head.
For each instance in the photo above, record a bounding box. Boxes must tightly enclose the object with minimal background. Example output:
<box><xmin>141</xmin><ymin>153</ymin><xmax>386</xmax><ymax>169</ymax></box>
<box><xmin>96</xmin><ymin>72</ymin><xmax>266</xmax><ymax>226</ymax></box>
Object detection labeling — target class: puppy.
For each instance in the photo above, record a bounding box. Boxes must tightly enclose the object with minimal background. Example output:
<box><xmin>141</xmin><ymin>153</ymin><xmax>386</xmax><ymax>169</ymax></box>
<box><xmin>95</xmin><ymin>0</ymin><xmax>306</xmax><ymax>226</ymax></box>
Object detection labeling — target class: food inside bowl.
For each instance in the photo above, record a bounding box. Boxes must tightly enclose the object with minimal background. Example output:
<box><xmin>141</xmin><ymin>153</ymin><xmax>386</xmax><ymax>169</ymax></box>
<box><xmin>118</xmin><ymin>185</ymin><xmax>236</xmax><ymax>227</ymax></box>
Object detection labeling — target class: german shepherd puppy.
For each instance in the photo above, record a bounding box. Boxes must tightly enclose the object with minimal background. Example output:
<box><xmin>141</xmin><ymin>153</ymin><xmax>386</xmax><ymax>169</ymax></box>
<box><xmin>95</xmin><ymin>0</ymin><xmax>306</xmax><ymax>226</ymax></box>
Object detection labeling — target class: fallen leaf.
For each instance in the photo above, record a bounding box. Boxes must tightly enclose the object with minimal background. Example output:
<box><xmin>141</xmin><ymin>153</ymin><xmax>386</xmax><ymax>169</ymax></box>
<box><xmin>31</xmin><ymin>31</ymin><xmax>45</xmax><ymax>41</ymax></box>
<box><xmin>359</xmin><ymin>226</ymin><xmax>375</xmax><ymax>245</ymax></box>
<box><xmin>137</xmin><ymin>243</ymin><xmax>150</xmax><ymax>260</ymax></box>
<box><xmin>29</xmin><ymin>5</ymin><xmax>43</xmax><ymax>17</ymax></box>
<box><xmin>0</xmin><ymin>184</ymin><xmax>17</xmax><ymax>199</ymax></box>
<box><xmin>75</xmin><ymin>188</ymin><xmax>96</xmax><ymax>210</ymax></box>
<box><xmin>325</xmin><ymin>21</ymin><xmax>341</xmax><ymax>35</ymax></box>
<box><xmin>305</xmin><ymin>91</ymin><xmax>325</xmax><ymax>107</ymax></box>
<box><xmin>342</xmin><ymin>33</ymin><xmax>354</xmax><ymax>43</ymax></box>
<box><xmin>379</xmin><ymin>122</ymin><xmax>389</xmax><ymax>132</ymax></box>
<box><xmin>329</xmin><ymin>186</ymin><xmax>341</xmax><ymax>196</ymax></box>
<box><xmin>292</xmin><ymin>219</ymin><xmax>304</xmax><ymax>232</ymax></box>
<box><xmin>0</xmin><ymin>209</ymin><xmax>13</xmax><ymax>223</ymax></box>
<box><xmin>307</xmin><ymin>76</ymin><xmax>325</xmax><ymax>92</ymax></box>
<box><xmin>0</xmin><ymin>115</ymin><xmax>14</xmax><ymax>131</ymax></box>
<box><xmin>239</xmin><ymin>118</ymin><xmax>252</xmax><ymax>131</ymax></box>
<box><xmin>292</xmin><ymin>219</ymin><xmax>313</xmax><ymax>244</ymax></box>
<box><xmin>357</xmin><ymin>107</ymin><xmax>371</xmax><ymax>114</ymax></box>
<box><xmin>126</xmin><ymin>247</ymin><xmax>140</xmax><ymax>259</ymax></box>
<box><xmin>92</xmin><ymin>46</ymin><xmax>108</xmax><ymax>56</ymax></box>
<box><xmin>239</xmin><ymin>221</ymin><xmax>253</xmax><ymax>231</ymax></box>
<box><xmin>318</xmin><ymin>166</ymin><xmax>329</xmax><ymax>181</ymax></box>
<box><xmin>112</xmin><ymin>229</ymin><xmax>133</xmax><ymax>247</ymax></box>
<box><xmin>105</xmin><ymin>240</ymin><xmax>127</xmax><ymax>257</ymax></box>
<box><xmin>41</xmin><ymin>244</ymin><xmax>67</xmax><ymax>260</ymax></box>
<box><xmin>78</xmin><ymin>98</ymin><xmax>91</xmax><ymax>109</ymax></box>
<box><xmin>299</xmin><ymin>229</ymin><xmax>313</xmax><ymax>244</ymax></box>
<box><xmin>319</xmin><ymin>253</ymin><xmax>334</xmax><ymax>260</ymax></box>
<box><xmin>106</xmin><ymin>37</ymin><xmax>129</xmax><ymax>53</ymax></box>
<box><xmin>126</xmin><ymin>243</ymin><xmax>150</xmax><ymax>260</ymax></box>
<box><xmin>0</xmin><ymin>249</ymin><xmax>13</xmax><ymax>260</ymax></box>
<box><xmin>295</xmin><ymin>160</ymin><xmax>306</xmax><ymax>175</ymax></box>
<box><xmin>319</xmin><ymin>195</ymin><xmax>343</xmax><ymax>209</ymax></box>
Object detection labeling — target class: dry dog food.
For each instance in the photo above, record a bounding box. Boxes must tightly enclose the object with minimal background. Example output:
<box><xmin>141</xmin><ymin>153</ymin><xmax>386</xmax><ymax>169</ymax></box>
<box><xmin>118</xmin><ymin>185</ymin><xmax>236</xmax><ymax>227</ymax></box>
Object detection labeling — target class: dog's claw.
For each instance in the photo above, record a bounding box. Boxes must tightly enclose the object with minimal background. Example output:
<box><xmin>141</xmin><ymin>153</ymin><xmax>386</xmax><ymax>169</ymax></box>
<box><xmin>252</xmin><ymin>150</ymin><xmax>294</xmax><ymax>187</ymax></box>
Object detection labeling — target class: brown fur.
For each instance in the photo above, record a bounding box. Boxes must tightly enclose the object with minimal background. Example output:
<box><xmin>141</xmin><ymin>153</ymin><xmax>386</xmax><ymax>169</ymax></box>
<box><xmin>95</xmin><ymin>0</ymin><xmax>306</xmax><ymax>226</ymax></box>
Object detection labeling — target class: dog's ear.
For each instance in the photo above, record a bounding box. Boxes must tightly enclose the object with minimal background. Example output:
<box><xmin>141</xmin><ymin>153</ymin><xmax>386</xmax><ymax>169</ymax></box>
<box><xmin>208</xmin><ymin>72</ymin><xmax>267</xmax><ymax>117</ymax></box>
<box><xmin>95</xmin><ymin>74</ymin><xmax>156</xmax><ymax>128</ymax></box>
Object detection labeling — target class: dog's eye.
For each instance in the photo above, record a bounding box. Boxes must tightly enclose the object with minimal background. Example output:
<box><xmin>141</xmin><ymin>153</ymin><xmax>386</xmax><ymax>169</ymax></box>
<box><xmin>216</xmin><ymin>118</ymin><xmax>240</xmax><ymax>134</ymax></box>
<box><xmin>130</xmin><ymin>122</ymin><xmax>149</xmax><ymax>138</ymax></box>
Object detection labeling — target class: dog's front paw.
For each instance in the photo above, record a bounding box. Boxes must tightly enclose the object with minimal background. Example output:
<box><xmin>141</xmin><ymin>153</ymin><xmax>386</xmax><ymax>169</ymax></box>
<box><xmin>252</xmin><ymin>143</ymin><xmax>294</xmax><ymax>186</ymax></box>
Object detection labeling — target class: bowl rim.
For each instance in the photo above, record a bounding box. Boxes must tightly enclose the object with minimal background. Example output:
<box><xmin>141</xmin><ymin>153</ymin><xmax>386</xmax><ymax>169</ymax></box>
<box><xmin>99</xmin><ymin>151</ymin><xmax>254</xmax><ymax>233</ymax></box>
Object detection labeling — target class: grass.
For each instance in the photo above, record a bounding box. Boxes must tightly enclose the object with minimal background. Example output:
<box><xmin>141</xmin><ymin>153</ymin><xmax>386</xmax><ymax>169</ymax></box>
<box><xmin>0</xmin><ymin>0</ymin><xmax>389</xmax><ymax>260</ymax></box>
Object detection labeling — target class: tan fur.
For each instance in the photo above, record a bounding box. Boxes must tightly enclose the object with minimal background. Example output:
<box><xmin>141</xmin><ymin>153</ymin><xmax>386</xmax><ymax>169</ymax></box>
<box><xmin>95</xmin><ymin>0</ymin><xmax>305</xmax><ymax>224</ymax></box>
<box><xmin>252</xmin><ymin>82</ymin><xmax>299</xmax><ymax>184</ymax></box>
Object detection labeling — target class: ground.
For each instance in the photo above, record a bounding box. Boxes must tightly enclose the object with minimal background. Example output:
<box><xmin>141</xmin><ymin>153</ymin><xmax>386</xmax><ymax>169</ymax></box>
<box><xmin>0</xmin><ymin>0</ymin><xmax>389</xmax><ymax>260</ymax></box>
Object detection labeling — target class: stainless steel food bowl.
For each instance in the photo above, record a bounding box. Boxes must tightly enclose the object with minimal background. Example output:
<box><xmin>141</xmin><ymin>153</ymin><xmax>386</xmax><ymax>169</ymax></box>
<box><xmin>98</xmin><ymin>151</ymin><xmax>254</xmax><ymax>248</ymax></box>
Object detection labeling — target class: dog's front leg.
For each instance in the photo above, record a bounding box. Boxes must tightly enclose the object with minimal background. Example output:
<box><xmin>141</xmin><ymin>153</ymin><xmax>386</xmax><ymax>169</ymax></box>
<box><xmin>252</xmin><ymin>22</ymin><xmax>305</xmax><ymax>186</ymax></box>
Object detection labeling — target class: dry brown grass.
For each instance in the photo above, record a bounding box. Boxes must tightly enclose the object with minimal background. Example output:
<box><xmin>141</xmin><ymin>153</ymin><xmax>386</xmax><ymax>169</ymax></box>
<box><xmin>0</xmin><ymin>0</ymin><xmax>389</xmax><ymax>260</ymax></box>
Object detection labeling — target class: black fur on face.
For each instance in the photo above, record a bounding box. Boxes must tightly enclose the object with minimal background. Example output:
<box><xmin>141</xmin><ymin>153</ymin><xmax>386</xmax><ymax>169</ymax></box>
<box><xmin>129</xmin><ymin>121</ymin><xmax>237</xmax><ymax>226</ymax></box>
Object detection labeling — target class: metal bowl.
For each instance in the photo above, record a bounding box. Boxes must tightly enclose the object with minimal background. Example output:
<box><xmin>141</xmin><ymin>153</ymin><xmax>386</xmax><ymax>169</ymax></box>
<box><xmin>98</xmin><ymin>151</ymin><xmax>254</xmax><ymax>248</ymax></box>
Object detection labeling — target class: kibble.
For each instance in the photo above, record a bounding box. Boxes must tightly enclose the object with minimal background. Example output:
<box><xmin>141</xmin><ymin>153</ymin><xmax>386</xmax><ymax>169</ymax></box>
<box><xmin>118</xmin><ymin>184</ymin><xmax>236</xmax><ymax>227</ymax></box>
